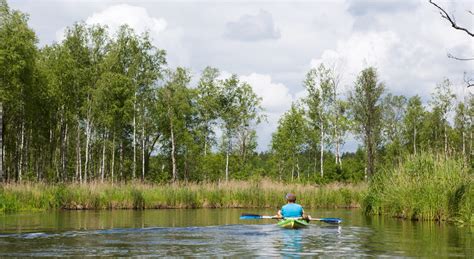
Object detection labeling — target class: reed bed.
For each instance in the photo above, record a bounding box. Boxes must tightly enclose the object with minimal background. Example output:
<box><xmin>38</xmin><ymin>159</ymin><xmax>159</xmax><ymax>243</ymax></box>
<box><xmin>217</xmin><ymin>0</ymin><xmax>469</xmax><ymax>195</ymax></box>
<box><xmin>364</xmin><ymin>153</ymin><xmax>473</xmax><ymax>224</ymax></box>
<box><xmin>0</xmin><ymin>180</ymin><xmax>366</xmax><ymax>213</ymax></box>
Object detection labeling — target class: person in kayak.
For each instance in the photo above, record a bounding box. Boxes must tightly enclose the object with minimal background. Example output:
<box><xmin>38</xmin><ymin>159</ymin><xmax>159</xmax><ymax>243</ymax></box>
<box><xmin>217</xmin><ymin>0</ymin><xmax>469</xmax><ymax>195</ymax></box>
<box><xmin>275</xmin><ymin>193</ymin><xmax>311</xmax><ymax>221</ymax></box>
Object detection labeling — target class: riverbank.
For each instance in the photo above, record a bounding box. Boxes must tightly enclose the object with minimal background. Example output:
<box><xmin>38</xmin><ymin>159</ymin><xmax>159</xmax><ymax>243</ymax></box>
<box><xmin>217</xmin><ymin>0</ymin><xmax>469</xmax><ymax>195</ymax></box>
<box><xmin>364</xmin><ymin>154</ymin><xmax>473</xmax><ymax>225</ymax></box>
<box><xmin>0</xmin><ymin>180</ymin><xmax>366</xmax><ymax>212</ymax></box>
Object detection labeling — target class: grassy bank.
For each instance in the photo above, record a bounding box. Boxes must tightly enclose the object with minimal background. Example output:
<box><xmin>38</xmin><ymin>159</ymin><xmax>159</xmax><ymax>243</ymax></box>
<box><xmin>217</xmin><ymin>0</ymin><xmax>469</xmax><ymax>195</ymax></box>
<box><xmin>0</xmin><ymin>180</ymin><xmax>366</xmax><ymax>213</ymax></box>
<box><xmin>364</xmin><ymin>154</ymin><xmax>473</xmax><ymax>224</ymax></box>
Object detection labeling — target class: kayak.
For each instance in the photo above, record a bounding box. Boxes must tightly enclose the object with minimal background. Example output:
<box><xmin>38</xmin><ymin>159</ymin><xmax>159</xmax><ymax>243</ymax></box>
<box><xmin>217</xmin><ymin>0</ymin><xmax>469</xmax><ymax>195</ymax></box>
<box><xmin>277</xmin><ymin>218</ymin><xmax>309</xmax><ymax>229</ymax></box>
<box><xmin>240</xmin><ymin>214</ymin><xmax>342</xmax><ymax>225</ymax></box>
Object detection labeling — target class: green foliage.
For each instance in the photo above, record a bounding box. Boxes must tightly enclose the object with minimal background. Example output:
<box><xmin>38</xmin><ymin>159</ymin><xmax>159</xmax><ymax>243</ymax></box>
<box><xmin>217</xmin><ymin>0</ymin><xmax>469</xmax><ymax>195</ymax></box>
<box><xmin>0</xmin><ymin>1</ymin><xmax>473</xmax><ymax>214</ymax></box>
<box><xmin>196</xmin><ymin>66</ymin><xmax>221</xmax><ymax>155</ymax></box>
<box><xmin>364</xmin><ymin>153</ymin><xmax>473</xmax><ymax>224</ymax></box>
<box><xmin>349</xmin><ymin>67</ymin><xmax>385</xmax><ymax>177</ymax></box>
<box><xmin>271</xmin><ymin>103</ymin><xmax>307</xmax><ymax>180</ymax></box>
<box><xmin>403</xmin><ymin>95</ymin><xmax>425</xmax><ymax>154</ymax></box>
<box><xmin>381</xmin><ymin>94</ymin><xmax>407</xmax><ymax>165</ymax></box>
<box><xmin>0</xmin><ymin>181</ymin><xmax>366</xmax><ymax>212</ymax></box>
<box><xmin>219</xmin><ymin>74</ymin><xmax>263</xmax><ymax>180</ymax></box>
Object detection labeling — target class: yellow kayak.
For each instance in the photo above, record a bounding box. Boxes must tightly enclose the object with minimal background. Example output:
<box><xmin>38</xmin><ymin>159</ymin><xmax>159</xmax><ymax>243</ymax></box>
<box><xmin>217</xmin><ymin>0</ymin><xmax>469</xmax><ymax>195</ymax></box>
<box><xmin>277</xmin><ymin>218</ymin><xmax>309</xmax><ymax>229</ymax></box>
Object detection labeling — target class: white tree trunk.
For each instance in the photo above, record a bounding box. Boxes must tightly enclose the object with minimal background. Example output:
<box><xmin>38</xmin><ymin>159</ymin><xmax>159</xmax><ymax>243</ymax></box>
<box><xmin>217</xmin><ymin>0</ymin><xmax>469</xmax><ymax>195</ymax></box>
<box><xmin>470</xmin><ymin>131</ymin><xmax>473</xmax><ymax>160</ymax></box>
<box><xmin>335</xmin><ymin>138</ymin><xmax>338</xmax><ymax>164</ymax></box>
<box><xmin>225</xmin><ymin>137</ymin><xmax>231</xmax><ymax>182</ymax></box>
<box><xmin>204</xmin><ymin>121</ymin><xmax>208</xmax><ymax>156</ymax></box>
<box><xmin>414</xmin><ymin>127</ymin><xmax>417</xmax><ymax>155</ymax></box>
<box><xmin>334</xmin><ymin>107</ymin><xmax>340</xmax><ymax>166</ymax></box>
<box><xmin>101</xmin><ymin>133</ymin><xmax>106</xmax><ymax>182</ymax></box>
<box><xmin>170</xmin><ymin>120</ymin><xmax>177</xmax><ymax>182</ymax></box>
<box><xmin>76</xmin><ymin>118</ymin><xmax>82</xmax><ymax>183</ymax></box>
<box><xmin>132</xmin><ymin>98</ymin><xmax>137</xmax><ymax>179</ymax></box>
<box><xmin>111</xmin><ymin>133</ymin><xmax>115</xmax><ymax>183</ymax></box>
<box><xmin>19</xmin><ymin>121</ymin><xmax>25</xmax><ymax>182</ymax></box>
<box><xmin>66</xmin><ymin>124</ymin><xmax>69</xmax><ymax>181</ymax></box>
<box><xmin>291</xmin><ymin>164</ymin><xmax>294</xmax><ymax>181</ymax></box>
<box><xmin>25</xmin><ymin>129</ymin><xmax>31</xmax><ymax>176</ymax></box>
<box><xmin>84</xmin><ymin>117</ymin><xmax>91</xmax><ymax>183</ymax></box>
<box><xmin>142</xmin><ymin>121</ymin><xmax>145</xmax><ymax>181</ymax></box>
<box><xmin>296</xmin><ymin>158</ymin><xmax>300</xmax><ymax>180</ymax></box>
<box><xmin>59</xmin><ymin>116</ymin><xmax>68</xmax><ymax>182</ymax></box>
<box><xmin>320</xmin><ymin>125</ymin><xmax>324</xmax><ymax>178</ymax></box>
<box><xmin>444</xmin><ymin>124</ymin><xmax>448</xmax><ymax>159</ymax></box>
<box><xmin>119</xmin><ymin>140</ymin><xmax>123</xmax><ymax>180</ymax></box>
<box><xmin>462</xmin><ymin>131</ymin><xmax>466</xmax><ymax>168</ymax></box>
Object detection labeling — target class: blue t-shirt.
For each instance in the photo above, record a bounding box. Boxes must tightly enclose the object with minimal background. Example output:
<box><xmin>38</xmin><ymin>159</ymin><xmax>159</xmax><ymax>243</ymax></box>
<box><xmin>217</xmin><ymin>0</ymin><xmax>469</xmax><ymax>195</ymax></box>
<box><xmin>281</xmin><ymin>203</ymin><xmax>303</xmax><ymax>218</ymax></box>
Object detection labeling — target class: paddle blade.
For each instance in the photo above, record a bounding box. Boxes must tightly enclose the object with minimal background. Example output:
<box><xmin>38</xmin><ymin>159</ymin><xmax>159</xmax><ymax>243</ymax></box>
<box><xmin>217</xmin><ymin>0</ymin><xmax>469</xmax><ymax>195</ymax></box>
<box><xmin>240</xmin><ymin>214</ymin><xmax>277</xmax><ymax>220</ymax></box>
<box><xmin>319</xmin><ymin>218</ymin><xmax>342</xmax><ymax>224</ymax></box>
<box><xmin>240</xmin><ymin>214</ymin><xmax>263</xmax><ymax>220</ymax></box>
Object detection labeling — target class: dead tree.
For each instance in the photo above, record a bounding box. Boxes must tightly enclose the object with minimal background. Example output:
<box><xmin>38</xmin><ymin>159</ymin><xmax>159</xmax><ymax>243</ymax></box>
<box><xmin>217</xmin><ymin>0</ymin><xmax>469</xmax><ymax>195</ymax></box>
<box><xmin>429</xmin><ymin>0</ymin><xmax>473</xmax><ymax>37</ymax></box>
<box><xmin>429</xmin><ymin>0</ymin><xmax>474</xmax><ymax>87</ymax></box>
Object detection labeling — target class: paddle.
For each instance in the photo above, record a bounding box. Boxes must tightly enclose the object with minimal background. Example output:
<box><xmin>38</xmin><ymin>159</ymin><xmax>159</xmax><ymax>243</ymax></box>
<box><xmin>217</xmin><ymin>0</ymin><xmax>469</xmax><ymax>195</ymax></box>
<box><xmin>309</xmin><ymin>217</ymin><xmax>342</xmax><ymax>224</ymax></box>
<box><xmin>240</xmin><ymin>213</ymin><xmax>342</xmax><ymax>224</ymax></box>
<box><xmin>239</xmin><ymin>214</ymin><xmax>279</xmax><ymax>220</ymax></box>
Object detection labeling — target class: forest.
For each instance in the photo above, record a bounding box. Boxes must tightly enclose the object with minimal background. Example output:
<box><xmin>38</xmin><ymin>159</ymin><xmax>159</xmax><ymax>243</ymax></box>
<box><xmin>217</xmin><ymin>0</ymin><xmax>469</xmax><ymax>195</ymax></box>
<box><xmin>0</xmin><ymin>1</ymin><xmax>472</xmax><ymax>186</ymax></box>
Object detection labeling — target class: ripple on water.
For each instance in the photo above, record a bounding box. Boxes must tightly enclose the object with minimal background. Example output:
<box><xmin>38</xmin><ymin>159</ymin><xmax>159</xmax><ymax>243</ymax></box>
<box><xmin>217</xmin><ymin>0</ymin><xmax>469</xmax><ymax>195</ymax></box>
<box><xmin>0</xmin><ymin>225</ymin><xmax>330</xmax><ymax>256</ymax></box>
<box><xmin>0</xmin><ymin>223</ymin><xmax>470</xmax><ymax>257</ymax></box>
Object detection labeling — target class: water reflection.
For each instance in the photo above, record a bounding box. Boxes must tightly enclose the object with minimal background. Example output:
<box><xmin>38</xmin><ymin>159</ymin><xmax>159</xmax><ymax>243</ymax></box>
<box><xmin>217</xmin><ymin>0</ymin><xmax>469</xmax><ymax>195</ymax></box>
<box><xmin>273</xmin><ymin>225</ymin><xmax>343</xmax><ymax>257</ymax></box>
<box><xmin>279</xmin><ymin>229</ymin><xmax>304</xmax><ymax>256</ymax></box>
<box><xmin>0</xmin><ymin>209</ymin><xmax>471</xmax><ymax>257</ymax></box>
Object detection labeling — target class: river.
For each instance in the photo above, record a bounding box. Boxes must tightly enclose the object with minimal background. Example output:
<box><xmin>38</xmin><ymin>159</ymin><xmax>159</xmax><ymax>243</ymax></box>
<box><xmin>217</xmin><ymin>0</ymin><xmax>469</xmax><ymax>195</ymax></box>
<box><xmin>0</xmin><ymin>209</ymin><xmax>472</xmax><ymax>257</ymax></box>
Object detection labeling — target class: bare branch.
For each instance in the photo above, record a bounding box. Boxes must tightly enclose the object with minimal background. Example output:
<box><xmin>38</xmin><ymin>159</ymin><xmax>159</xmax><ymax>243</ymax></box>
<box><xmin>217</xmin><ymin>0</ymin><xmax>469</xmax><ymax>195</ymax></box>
<box><xmin>447</xmin><ymin>53</ymin><xmax>474</xmax><ymax>61</ymax></box>
<box><xmin>429</xmin><ymin>0</ymin><xmax>474</xmax><ymax>37</ymax></box>
<box><xmin>464</xmin><ymin>72</ymin><xmax>474</xmax><ymax>88</ymax></box>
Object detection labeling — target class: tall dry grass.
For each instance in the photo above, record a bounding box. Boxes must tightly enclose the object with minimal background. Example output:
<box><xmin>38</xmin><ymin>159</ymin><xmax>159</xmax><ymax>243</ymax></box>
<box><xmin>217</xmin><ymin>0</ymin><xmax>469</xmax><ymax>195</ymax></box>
<box><xmin>0</xmin><ymin>180</ymin><xmax>366</xmax><ymax>212</ymax></box>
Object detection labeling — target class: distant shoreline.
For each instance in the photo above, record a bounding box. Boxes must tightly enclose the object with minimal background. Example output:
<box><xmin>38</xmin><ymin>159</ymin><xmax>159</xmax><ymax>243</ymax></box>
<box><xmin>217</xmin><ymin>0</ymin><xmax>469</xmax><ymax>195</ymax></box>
<box><xmin>0</xmin><ymin>180</ymin><xmax>365</xmax><ymax>212</ymax></box>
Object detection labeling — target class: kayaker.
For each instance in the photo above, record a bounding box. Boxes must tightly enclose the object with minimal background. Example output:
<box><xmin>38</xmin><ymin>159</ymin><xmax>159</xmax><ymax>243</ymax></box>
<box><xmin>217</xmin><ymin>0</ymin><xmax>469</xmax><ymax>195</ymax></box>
<box><xmin>275</xmin><ymin>193</ymin><xmax>311</xmax><ymax>221</ymax></box>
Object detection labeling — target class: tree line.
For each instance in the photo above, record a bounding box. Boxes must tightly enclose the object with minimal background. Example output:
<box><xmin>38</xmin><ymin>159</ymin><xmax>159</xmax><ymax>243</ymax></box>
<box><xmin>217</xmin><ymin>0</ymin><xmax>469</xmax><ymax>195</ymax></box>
<box><xmin>0</xmin><ymin>1</ymin><xmax>472</xmax><ymax>183</ymax></box>
<box><xmin>273</xmin><ymin>65</ymin><xmax>472</xmax><ymax>182</ymax></box>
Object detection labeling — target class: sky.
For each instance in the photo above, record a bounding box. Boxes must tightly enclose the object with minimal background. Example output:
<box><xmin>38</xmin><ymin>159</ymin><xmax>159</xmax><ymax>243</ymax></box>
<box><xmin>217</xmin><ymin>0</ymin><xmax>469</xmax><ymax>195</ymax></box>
<box><xmin>9</xmin><ymin>0</ymin><xmax>474</xmax><ymax>152</ymax></box>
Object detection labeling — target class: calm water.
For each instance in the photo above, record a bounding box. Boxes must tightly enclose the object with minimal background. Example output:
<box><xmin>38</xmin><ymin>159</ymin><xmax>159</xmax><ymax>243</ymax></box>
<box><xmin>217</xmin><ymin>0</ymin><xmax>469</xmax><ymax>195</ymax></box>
<box><xmin>0</xmin><ymin>209</ymin><xmax>472</xmax><ymax>257</ymax></box>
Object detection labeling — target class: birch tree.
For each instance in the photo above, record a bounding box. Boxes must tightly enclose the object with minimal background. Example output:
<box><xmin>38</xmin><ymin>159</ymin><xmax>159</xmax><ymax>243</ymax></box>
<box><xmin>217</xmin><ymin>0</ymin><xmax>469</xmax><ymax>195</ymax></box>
<box><xmin>403</xmin><ymin>96</ymin><xmax>425</xmax><ymax>155</ymax></box>
<box><xmin>219</xmin><ymin>75</ymin><xmax>262</xmax><ymax>181</ymax></box>
<box><xmin>196</xmin><ymin>67</ymin><xmax>221</xmax><ymax>156</ymax></box>
<box><xmin>304</xmin><ymin>64</ymin><xmax>333</xmax><ymax>178</ymax></box>
<box><xmin>349</xmin><ymin>67</ymin><xmax>385</xmax><ymax>179</ymax></box>
<box><xmin>381</xmin><ymin>94</ymin><xmax>407</xmax><ymax>165</ymax></box>
<box><xmin>271</xmin><ymin>103</ymin><xmax>307</xmax><ymax>180</ymax></box>
<box><xmin>0</xmin><ymin>0</ymin><xmax>37</xmax><ymax>182</ymax></box>
<box><xmin>454</xmin><ymin>99</ymin><xmax>471</xmax><ymax>168</ymax></box>
<box><xmin>156</xmin><ymin>68</ymin><xmax>193</xmax><ymax>182</ymax></box>
<box><xmin>430</xmin><ymin>78</ymin><xmax>456</xmax><ymax>158</ymax></box>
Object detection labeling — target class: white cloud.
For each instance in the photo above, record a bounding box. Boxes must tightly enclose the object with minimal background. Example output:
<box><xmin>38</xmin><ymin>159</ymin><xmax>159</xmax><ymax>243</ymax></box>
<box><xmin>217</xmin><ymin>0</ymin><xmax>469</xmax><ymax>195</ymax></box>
<box><xmin>347</xmin><ymin>0</ymin><xmax>419</xmax><ymax>16</ymax></box>
<box><xmin>55</xmin><ymin>4</ymin><xmax>189</xmax><ymax>67</ymax></box>
<box><xmin>55</xmin><ymin>4</ymin><xmax>167</xmax><ymax>42</ymax></box>
<box><xmin>240</xmin><ymin>73</ymin><xmax>300</xmax><ymax>151</ymax></box>
<box><xmin>217</xmin><ymin>71</ymin><xmax>299</xmax><ymax>151</ymax></box>
<box><xmin>225</xmin><ymin>9</ymin><xmax>280</xmax><ymax>41</ymax></box>
<box><xmin>219</xmin><ymin>72</ymin><xmax>300</xmax><ymax>115</ymax></box>
<box><xmin>310</xmin><ymin>31</ymin><xmax>400</xmax><ymax>93</ymax></box>
<box><xmin>240</xmin><ymin>73</ymin><xmax>293</xmax><ymax>113</ymax></box>
<box><xmin>85</xmin><ymin>4</ymin><xmax>167</xmax><ymax>36</ymax></box>
<box><xmin>24</xmin><ymin>0</ymin><xmax>470</xmax><ymax>153</ymax></box>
